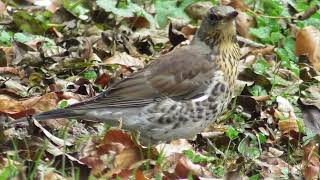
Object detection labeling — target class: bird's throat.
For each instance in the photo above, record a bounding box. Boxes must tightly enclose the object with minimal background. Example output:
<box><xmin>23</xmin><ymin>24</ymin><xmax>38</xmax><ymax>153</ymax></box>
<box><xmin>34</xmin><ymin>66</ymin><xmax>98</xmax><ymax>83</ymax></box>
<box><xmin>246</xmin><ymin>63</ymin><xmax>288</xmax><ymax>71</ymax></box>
<box><xmin>193</xmin><ymin>30</ymin><xmax>240</xmax><ymax>92</ymax></box>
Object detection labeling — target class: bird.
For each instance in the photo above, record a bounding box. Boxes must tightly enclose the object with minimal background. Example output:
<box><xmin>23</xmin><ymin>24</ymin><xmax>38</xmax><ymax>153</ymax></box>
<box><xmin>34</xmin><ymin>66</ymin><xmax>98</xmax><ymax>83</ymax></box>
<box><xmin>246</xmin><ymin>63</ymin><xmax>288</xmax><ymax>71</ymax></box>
<box><xmin>10</xmin><ymin>5</ymin><xmax>241</xmax><ymax>145</ymax></box>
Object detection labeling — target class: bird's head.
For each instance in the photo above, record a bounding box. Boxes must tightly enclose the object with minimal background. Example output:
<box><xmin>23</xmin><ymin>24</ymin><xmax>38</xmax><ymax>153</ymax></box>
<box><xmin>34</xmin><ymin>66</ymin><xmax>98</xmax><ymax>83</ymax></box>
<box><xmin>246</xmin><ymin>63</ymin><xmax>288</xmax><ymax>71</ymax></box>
<box><xmin>195</xmin><ymin>6</ymin><xmax>238</xmax><ymax>45</ymax></box>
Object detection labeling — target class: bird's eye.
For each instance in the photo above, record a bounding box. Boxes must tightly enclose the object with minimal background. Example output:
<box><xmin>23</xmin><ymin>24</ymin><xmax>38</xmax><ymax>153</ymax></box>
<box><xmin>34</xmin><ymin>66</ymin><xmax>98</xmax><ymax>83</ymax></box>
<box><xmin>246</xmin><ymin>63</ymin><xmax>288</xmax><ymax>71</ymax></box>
<box><xmin>208</xmin><ymin>13</ymin><xmax>222</xmax><ymax>21</ymax></box>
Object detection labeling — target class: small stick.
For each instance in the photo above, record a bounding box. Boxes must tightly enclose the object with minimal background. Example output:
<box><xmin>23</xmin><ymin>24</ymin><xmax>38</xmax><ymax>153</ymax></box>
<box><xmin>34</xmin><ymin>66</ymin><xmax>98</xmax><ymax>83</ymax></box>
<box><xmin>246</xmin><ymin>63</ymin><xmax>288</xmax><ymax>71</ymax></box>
<box><xmin>298</xmin><ymin>4</ymin><xmax>320</xmax><ymax>20</ymax></box>
<box><xmin>237</xmin><ymin>36</ymin><xmax>266</xmax><ymax>48</ymax></box>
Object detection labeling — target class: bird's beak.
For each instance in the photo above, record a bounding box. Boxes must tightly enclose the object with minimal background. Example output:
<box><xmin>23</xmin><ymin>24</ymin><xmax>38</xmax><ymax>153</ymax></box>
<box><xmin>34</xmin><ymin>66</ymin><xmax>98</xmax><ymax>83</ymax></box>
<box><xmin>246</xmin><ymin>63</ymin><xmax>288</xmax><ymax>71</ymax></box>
<box><xmin>226</xmin><ymin>11</ymin><xmax>238</xmax><ymax>20</ymax></box>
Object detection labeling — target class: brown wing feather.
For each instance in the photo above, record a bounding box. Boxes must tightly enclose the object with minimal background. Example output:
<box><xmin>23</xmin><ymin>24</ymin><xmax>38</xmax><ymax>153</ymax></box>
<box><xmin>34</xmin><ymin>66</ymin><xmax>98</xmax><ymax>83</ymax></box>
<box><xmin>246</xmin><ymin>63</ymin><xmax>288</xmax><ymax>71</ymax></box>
<box><xmin>69</xmin><ymin>46</ymin><xmax>216</xmax><ymax>110</ymax></box>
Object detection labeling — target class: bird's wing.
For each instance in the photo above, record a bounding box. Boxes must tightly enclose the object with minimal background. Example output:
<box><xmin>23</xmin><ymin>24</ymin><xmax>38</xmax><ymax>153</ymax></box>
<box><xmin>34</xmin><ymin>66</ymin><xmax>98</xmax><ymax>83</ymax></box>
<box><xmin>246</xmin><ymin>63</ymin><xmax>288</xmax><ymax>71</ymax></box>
<box><xmin>69</xmin><ymin>46</ymin><xmax>216</xmax><ymax>110</ymax></box>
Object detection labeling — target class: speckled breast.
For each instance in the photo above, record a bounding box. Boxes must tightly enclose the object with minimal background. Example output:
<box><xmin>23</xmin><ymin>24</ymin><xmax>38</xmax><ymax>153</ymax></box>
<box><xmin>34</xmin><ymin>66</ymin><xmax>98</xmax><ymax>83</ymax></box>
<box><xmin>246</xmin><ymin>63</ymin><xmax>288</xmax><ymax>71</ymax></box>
<box><xmin>177</xmin><ymin>81</ymin><xmax>232</xmax><ymax>128</ymax></box>
<box><xmin>145</xmin><ymin>80</ymin><xmax>232</xmax><ymax>130</ymax></box>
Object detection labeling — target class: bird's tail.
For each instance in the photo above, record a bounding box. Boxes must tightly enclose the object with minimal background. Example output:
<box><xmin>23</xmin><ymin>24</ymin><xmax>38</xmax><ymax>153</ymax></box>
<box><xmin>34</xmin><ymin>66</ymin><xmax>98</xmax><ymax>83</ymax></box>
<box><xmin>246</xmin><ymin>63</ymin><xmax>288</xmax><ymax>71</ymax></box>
<box><xmin>9</xmin><ymin>108</ymin><xmax>84</xmax><ymax>125</ymax></box>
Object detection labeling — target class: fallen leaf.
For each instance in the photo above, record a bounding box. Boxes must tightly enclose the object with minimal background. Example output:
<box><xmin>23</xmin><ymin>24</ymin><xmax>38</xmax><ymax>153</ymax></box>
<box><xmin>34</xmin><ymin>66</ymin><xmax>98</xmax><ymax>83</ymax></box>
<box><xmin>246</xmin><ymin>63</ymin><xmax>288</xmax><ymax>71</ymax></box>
<box><xmin>236</xmin><ymin>12</ymin><xmax>255</xmax><ymax>38</ymax></box>
<box><xmin>156</xmin><ymin>139</ymin><xmax>192</xmax><ymax>157</ymax></box>
<box><xmin>300</xmin><ymin>85</ymin><xmax>320</xmax><ymax>110</ymax></box>
<box><xmin>220</xmin><ymin>0</ymin><xmax>248</xmax><ymax>11</ymax></box>
<box><xmin>32</xmin><ymin>0</ymin><xmax>59</xmax><ymax>13</ymax></box>
<box><xmin>299</xmin><ymin>100</ymin><xmax>320</xmax><ymax>135</ymax></box>
<box><xmin>175</xmin><ymin>156</ymin><xmax>211</xmax><ymax>178</ymax></box>
<box><xmin>94</xmin><ymin>73</ymin><xmax>111</xmax><ymax>88</ymax></box>
<box><xmin>0</xmin><ymin>92</ymin><xmax>82</xmax><ymax>120</ymax></box>
<box><xmin>276</xmin><ymin>96</ymin><xmax>295</xmax><ymax>118</ymax></box>
<box><xmin>185</xmin><ymin>1</ymin><xmax>212</xmax><ymax>20</ymax></box>
<box><xmin>277</xmin><ymin>118</ymin><xmax>300</xmax><ymax>143</ymax></box>
<box><xmin>255</xmin><ymin>151</ymin><xmax>300</xmax><ymax>179</ymax></box>
<box><xmin>101</xmin><ymin>129</ymin><xmax>136</xmax><ymax>149</ymax></box>
<box><xmin>135</xmin><ymin>170</ymin><xmax>148</xmax><ymax>180</ymax></box>
<box><xmin>33</xmin><ymin>119</ymin><xmax>73</xmax><ymax>146</ymax></box>
<box><xmin>296</xmin><ymin>26</ymin><xmax>320</xmax><ymax>71</ymax></box>
<box><xmin>0</xmin><ymin>67</ymin><xmax>23</xmax><ymax>77</ymax></box>
<box><xmin>104</xmin><ymin>52</ymin><xmax>144</xmax><ymax>69</ymax></box>
<box><xmin>0</xmin><ymin>1</ymin><xmax>6</xmax><ymax>14</ymax></box>
<box><xmin>114</xmin><ymin>148</ymin><xmax>140</xmax><ymax>170</ymax></box>
<box><xmin>79</xmin><ymin>129</ymin><xmax>141</xmax><ymax>177</ymax></box>
<box><xmin>303</xmin><ymin>141</ymin><xmax>320</xmax><ymax>180</ymax></box>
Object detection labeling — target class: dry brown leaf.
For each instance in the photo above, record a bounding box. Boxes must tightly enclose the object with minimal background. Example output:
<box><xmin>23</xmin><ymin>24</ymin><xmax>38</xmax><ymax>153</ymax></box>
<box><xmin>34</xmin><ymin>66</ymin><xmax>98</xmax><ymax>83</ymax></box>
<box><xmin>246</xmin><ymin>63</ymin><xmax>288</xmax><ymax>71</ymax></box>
<box><xmin>114</xmin><ymin>148</ymin><xmax>140</xmax><ymax>170</ymax></box>
<box><xmin>126</xmin><ymin>16</ymin><xmax>150</xmax><ymax>29</ymax></box>
<box><xmin>0</xmin><ymin>67</ymin><xmax>23</xmax><ymax>77</ymax></box>
<box><xmin>33</xmin><ymin>119</ymin><xmax>73</xmax><ymax>146</ymax></box>
<box><xmin>80</xmin><ymin>129</ymin><xmax>141</xmax><ymax>177</ymax></box>
<box><xmin>94</xmin><ymin>73</ymin><xmax>111</xmax><ymax>88</ymax></box>
<box><xmin>0</xmin><ymin>1</ymin><xmax>5</xmax><ymax>15</ymax></box>
<box><xmin>220</xmin><ymin>0</ymin><xmax>253</xmax><ymax>38</ymax></box>
<box><xmin>101</xmin><ymin>129</ymin><xmax>136</xmax><ymax>149</ymax></box>
<box><xmin>156</xmin><ymin>139</ymin><xmax>192</xmax><ymax>157</ymax></box>
<box><xmin>255</xmin><ymin>151</ymin><xmax>300</xmax><ymax>179</ymax></box>
<box><xmin>79</xmin><ymin>138</ymin><xmax>103</xmax><ymax>168</ymax></box>
<box><xmin>175</xmin><ymin>156</ymin><xmax>212</xmax><ymax>178</ymax></box>
<box><xmin>0</xmin><ymin>92</ymin><xmax>83</xmax><ymax>122</ymax></box>
<box><xmin>303</xmin><ymin>141</ymin><xmax>320</xmax><ymax>180</ymax></box>
<box><xmin>236</xmin><ymin>12</ymin><xmax>255</xmax><ymax>38</ymax></box>
<box><xmin>0</xmin><ymin>95</ymin><xmax>27</xmax><ymax>114</ymax></box>
<box><xmin>104</xmin><ymin>52</ymin><xmax>144</xmax><ymax>69</ymax></box>
<box><xmin>135</xmin><ymin>170</ymin><xmax>149</xmax><ymax>180</ymax></box>
<box><xmin>180</xmin><ymin>26</ymin><xmax>197</xmax><ymax>41</ymax></box>
<box><xmin>278</xmin><ymin>118</ymin><xmax>299</xmax><ymax>135</ymax></box>
<box><xmin>252</xmin><ymin>45</ymin><xmax>275</xmax><ymax>55</ymax></box>
<box><xmin>185</xmin><ymin>1</ymin><xmax>212</xmax><ymax>20</ymax></box>
<box><xmin>220</xmin><ymin>0</ymin><xmax>248</xmax><ymax>11</ymax></box>
<box><xmin>296</xmin><ymin>26</ymin><xmax>320</xmax><ymax>71</ymax></box>
<box><xmin>0</xmin><ymin>93</ymin><xmax>60</xmax><ymax>118</ymax></box>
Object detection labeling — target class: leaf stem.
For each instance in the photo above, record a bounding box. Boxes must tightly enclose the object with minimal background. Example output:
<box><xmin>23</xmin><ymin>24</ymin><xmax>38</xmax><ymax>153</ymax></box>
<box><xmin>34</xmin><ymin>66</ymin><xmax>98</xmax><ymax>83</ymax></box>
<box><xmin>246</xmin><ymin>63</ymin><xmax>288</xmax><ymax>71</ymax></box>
<box><xmin>246</xmin><ymin>8</ymin><xmax>296</xmax><ymax>20</ymax></box>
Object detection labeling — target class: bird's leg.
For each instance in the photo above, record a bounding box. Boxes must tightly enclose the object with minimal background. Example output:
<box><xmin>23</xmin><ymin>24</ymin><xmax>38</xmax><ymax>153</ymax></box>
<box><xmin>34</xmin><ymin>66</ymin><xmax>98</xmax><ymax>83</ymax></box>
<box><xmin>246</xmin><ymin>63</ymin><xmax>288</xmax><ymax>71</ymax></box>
<box><xmin>117</xmin><ymin>117</ymin><xmax>123</xmax><ymax>129</ymax></box>
<box><xmin>26</xmin><ymin>116</ymin><xmax>38</xmax><ymax>135</ymax></box>
<box><xmin>191</xmin><ymin>134</ymin><xmax>226</xmax><ymax>158</ymax></box>
<box><xmin>0</xmin><ymin>115</ymin><xmax>13</xmax><ymax>129</ymax></box>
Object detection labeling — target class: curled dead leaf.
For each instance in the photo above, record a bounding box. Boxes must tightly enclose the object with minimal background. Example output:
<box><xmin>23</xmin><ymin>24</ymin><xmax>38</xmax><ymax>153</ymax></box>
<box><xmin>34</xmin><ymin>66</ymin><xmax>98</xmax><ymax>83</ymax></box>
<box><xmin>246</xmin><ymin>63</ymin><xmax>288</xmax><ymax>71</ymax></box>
<box><xmin>303</xmin><ymin>141</ymin><xmax>320</xmax><ymax>180</ymax></box>
<box><xmin>236</xmin><ymin>12</ymin><xmax>255</xmax><ymax>38</ymax></box>
<box><xmin>185</xmin><ymin>1</ymin><xmax>212</xmax><ymax>20</ymax></box>
<box><xmin>102</xmin><ymin>129</ymin><xmax>136</xmax><ymax>149</ymax></box>
<box><xmin>156</xmin><ymin>139</ymin><xmax>192</xmax><ymax>157</ymax></box>
<box><xmin>0</xmin><ymin>93</ymin><xmax>59</xmax><ymax>119</ymax></box>
<box><xmin>175</xmin><ymin>156</ymin><xmax>212</xmax><ymax>178</ymax></box>
<box><xmin>114</xmin><ymin>148</ymin><xmax>140</xmax><ymax>170</ymax></box>
<box><xmin>296</xmin><ymin>26</ymin><xmax>320</xmax><ymax>71</ymax></box>
<box><xmin>33</xmin><ymin>119</ymin><xmax>73</xmax><ymax>146</ymax></box>
<box><xmin>220</xmin><ymin>0</ymin><xmax>248</xmax><ymax>11</ymax></box>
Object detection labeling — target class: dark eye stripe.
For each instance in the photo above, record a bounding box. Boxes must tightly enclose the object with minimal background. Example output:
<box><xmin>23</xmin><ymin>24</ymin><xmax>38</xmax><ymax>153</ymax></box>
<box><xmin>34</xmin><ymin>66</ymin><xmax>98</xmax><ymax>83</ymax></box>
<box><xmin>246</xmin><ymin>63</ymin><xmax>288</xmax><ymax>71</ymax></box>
<box><xmin>209</xmin><ymin>13</ymin><xmax>222</xmax><ymax>21</ymax></box>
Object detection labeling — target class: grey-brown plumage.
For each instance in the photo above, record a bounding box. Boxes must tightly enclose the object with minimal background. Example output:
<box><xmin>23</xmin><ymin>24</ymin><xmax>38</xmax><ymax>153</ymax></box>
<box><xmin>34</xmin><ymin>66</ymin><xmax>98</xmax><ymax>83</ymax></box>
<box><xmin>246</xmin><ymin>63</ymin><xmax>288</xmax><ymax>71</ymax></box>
<box><xmin>11</xmin><ymin>6</ymin><xmax>241</xmax><ymax>145</ymax></box>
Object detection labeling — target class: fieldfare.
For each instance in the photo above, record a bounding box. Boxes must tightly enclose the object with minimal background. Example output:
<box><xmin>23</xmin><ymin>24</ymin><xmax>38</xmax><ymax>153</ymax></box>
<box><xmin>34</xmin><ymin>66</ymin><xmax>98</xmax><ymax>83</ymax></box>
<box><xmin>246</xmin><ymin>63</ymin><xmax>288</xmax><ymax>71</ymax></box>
<box><xmin>12</xmin><ymin>6</ymin><xmax>241</xmax><ymax>145</ymax></box>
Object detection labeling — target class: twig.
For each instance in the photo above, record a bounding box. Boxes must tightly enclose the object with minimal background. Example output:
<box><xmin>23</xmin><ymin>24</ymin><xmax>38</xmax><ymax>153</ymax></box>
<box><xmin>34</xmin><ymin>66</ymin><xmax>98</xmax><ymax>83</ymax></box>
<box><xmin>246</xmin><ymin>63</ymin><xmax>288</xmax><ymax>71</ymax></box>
<box><xmin>237</xmin><ymin>36</ymin><xmax>266</xmax><ymax>48</ymax></box>
<box><xmin>246</xmin><ymin>8</ymin><xmax>296</xmax><ymax>20</ymax></box>
<box><xmin>298</xmin><ymin>4</ymin><xmax>320</xmax><ymax>20</ymax></box>
<box><xmin>251</xmin><ymin>95</ymin><xmax>271</xmax><ymax>101</ymax></box>
<box><xmin>0</xmin><ymin>21</ymin><xmax>12</xmax><ymax>25</ymax></box>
